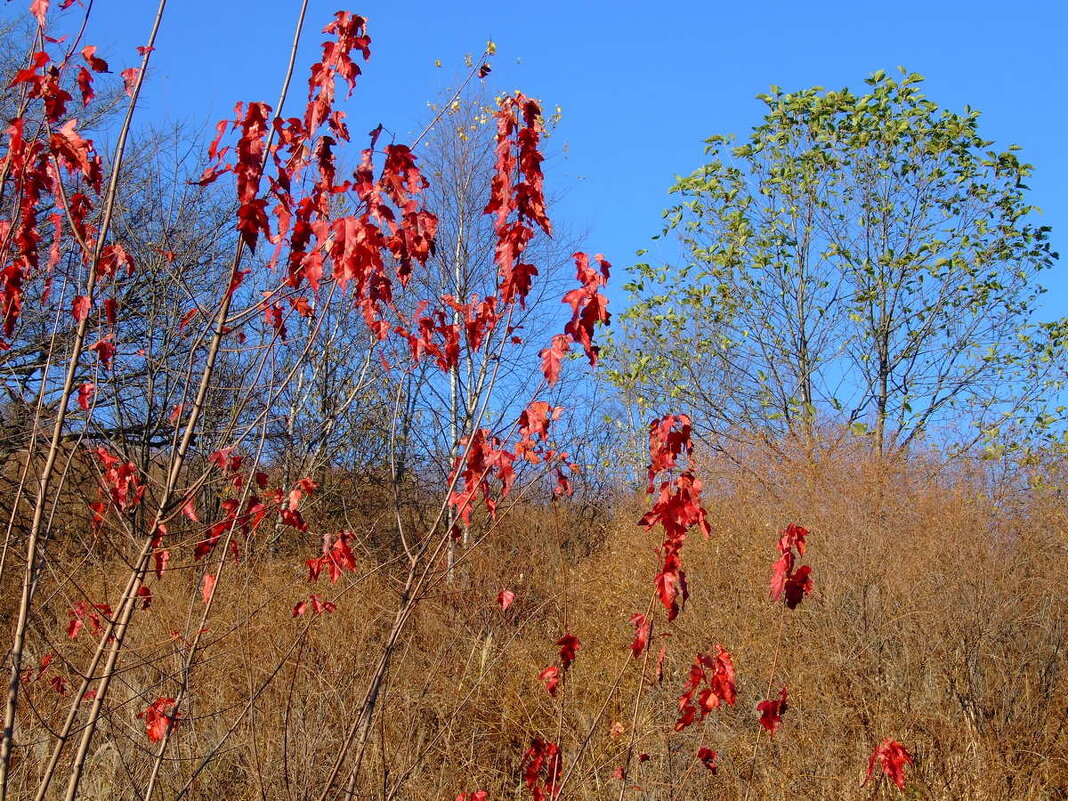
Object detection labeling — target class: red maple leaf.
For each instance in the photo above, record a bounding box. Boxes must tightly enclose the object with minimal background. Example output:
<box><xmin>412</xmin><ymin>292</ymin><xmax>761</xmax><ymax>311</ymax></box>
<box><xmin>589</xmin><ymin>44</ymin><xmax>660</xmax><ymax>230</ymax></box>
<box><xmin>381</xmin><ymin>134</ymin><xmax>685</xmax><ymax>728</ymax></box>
<box><xmin>696</xmin><ymin>746</ymin><xmax>718</xmax><ymax>773</ymax></box>
<box><xmin>675</xmin><ymin>646</ymin><xmax>736</xmax><ymax>730</ymax></box>
<box><xmin>783</xmin><ymin>564</ymin><xmax>813</xmax><ymax>609</ymax></box>
<box><xmin>777</xmin><ymin>522</ymin><xmax>808</xmax><ymax>556</ymax></box>
<box><xmin>30</xmin><ymin>0</ymin><xmax>48</xmax><ymax>27</ymax></box>
<box><xmin>136</xmin><ymin>585</ymin><xmax>152</xmax><ymax>610</ymax></box>
<box><xmin>66</xmin><ymin>601</ymin><xmax>112</xmax><ymax>639</ymax></box>
<box><xmin>628</xmin><ymin>612</ymin><xmax>651</xmax><ymax>658</ymax></box>
<box><xmin>538</xmin><ymin>333</ymin><xmax>570</xmax><ymax>387</ymax></box>
<box><xmin>76</xmin><ymin>67</ymin><xmax>93</xmax><ymax>106</ymax></box>
<box><xmin>864</xmin><ymin>739</ymin><xmax>914</xmax><ymax>791</ymax></box>
<box><xmin>89</xmin><ymin>337</ymin><xmax>116</xmax><ymax>370</ymax></box>
<box><xmin>770</xmin><ymin>523</ymin><xmax>813</xmax><ymax>608</ymax></box>
<box><xmin>201</xmin><ymin>574</ymin><xmax>216</xmax><ymax>604</ymax></box>
<box><xmin>521</xmin><ymin>738</ymin><xmax>561</xmax><ymax>801</ymax></box>
<box><xmin>137</xmin><ymin>697</ymin><xmax>179</xmax><ymax>743</ymax></box>
<box><xmin>81</xmin><ymin>45</ymin><xmax>109</xmax><ymax>72</ymax></box>
<box><xmin>71</xmin><ymin>295</ymin><xmax>90</xmax><ymax>321</ymax></box>
<box><xmin>539</xmin><ymin>665</ymin><xmax>560</xmax><ymax>696</ymax></box>
<box><xmin>120</xmin><ymin>67</ymin><xmax>139</xmax><ymax>96</ymax></box>
<box><xmin>153</xmin><ymin>548</ymin><xmax>169</xmax><ymax>579</ymax></box>
<box><xmin>76</xmin><ymin>382</ymin><xmax>94</xmax><ymax>411</ymax></box>
<box><xmin>556</xmin><ymin>633</ymin><xmax>581</xmax><ymax>671</ymax></box>
<box><xmin>757</xmin><ymin>686</ymin><xmax>788</xmax><ymax>737</ymax></box>
<box><xmin>699</xmin><ymin>646</ymin><xmax>737</xmax><ymax>709</ymax></box>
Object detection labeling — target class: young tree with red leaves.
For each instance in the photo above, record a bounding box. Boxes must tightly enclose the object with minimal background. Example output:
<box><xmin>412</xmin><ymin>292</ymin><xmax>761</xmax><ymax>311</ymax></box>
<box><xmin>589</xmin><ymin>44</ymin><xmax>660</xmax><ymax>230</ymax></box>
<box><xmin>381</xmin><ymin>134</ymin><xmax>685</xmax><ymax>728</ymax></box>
<box><xmin>0</xmin><ymin>5</ymin><xmax>612</xmax><ymax>800</ymax></box>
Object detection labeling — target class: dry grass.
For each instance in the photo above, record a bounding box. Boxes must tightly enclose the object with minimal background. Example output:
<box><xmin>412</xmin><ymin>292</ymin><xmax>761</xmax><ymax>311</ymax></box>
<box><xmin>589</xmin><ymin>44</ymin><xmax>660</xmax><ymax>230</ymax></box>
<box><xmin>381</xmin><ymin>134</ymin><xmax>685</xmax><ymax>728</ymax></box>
<box><xmin>5</xmin><ymin>431</ymin><xmax>1068</xmax><ymax>800</ymax></box>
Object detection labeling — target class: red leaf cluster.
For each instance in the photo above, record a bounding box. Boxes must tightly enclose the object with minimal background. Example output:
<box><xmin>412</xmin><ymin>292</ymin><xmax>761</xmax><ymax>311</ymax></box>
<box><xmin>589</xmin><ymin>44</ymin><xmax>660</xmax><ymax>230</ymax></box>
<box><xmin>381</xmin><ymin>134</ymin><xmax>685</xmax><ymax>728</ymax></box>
<box><xmin>1</xmin><ymin>100</ymin><xmax>102</xmax><ymax>341</ymax></box>
<box><xmin>67</xmin><ymin>601</ymin><xmax>112</xmax><ymax>639</ymax></box>
<box><xmin>195</xmin><ymin>471</ymin><xmax>315</xmax><ymax>562</ymax></box>
<box><xmin>448</xmin><ymin>429</ymin><xmax>516</xmax><ymax>527</ymax></box>
<box><xmin>646</xmin><ymin>414</ymin><xmax>694</xmax><ymax>492</ymax></box>
<box><xmin>639</xmin><ymin>416</ymin><xmax>711</xmax><ymax>620</ymax></box>
<box><xmin>561</xmin><ymin>252</ymin><xmax>610</xmax><ymax>368</ymax></box>
<box><xmin>137</xmin><ymin>697</ymin><xmax>179</xmax><ymax>743</ymax></box>
<box><xmin>485</xmin><ymin>94</ymin><xmax>549</xmax><ymax>308</ymax></box>
<box><xmin>769</xmin><ymin>523</ymin><xmax>812</xmax><ymax>609</ymax></box>
<box><xmin>306</xmin><ymin>12</ymin><xmax>370</xmax><ymax>133</ymax></box>
<box><xmin>136</xmin><ymin>585</ymin><xmax>152</xmax><ymax>610</ymax></box>
<box><xmin>20</xmin><ymin>652</ymin><xmax>53</xmax><ymax>684</ymax></box>
<box><xmin>93</xmin><ymin>447</ymin><xmax>144</xmax><ymax>512</ymax></box>
<box><xmin>188</xmin><ymin>11</ymin><xmax>440</xmax><ymax>349</ymax></box>
<box><xmin>538</xmin><ymin>665</ymin><xmax>560</xmax><ymax>697</ymax></box>
<box><xmin>537</xmin><ymin>253</ymin><xmax>611</xmax><ymax>387</ymax></box>
<box><xmin>539</xmin><ymin>632</ymin><xmax>581</xmax><ymax>697</ymax></box>
<box><xmin>674</xmin><ymin>647</ymin><xmax>736</xmax><ymax>731</ymax></box>
<box><xmin>292</xmin><ymin>594</ymin><xmax>337</xmax><ymax>617</ymax></box>
<box><xmin>516</xmin><ymin>401</ymin><xmax>560</xmax><ymax>463</ymax></box>
<box><xmin>864</xmin><ymin>739</ymin><xmax>914</xmax><ymax>792</ymax></box>
<box><xmin>76</xmin><ymin>382</ymin><xmax>94</xmax><ymax>410</ymax></box>
<box><xmin>696</xmin><ymin>746</ymin><xmax>718</xmax><ymax>774</ymax></box>
<box><xmin>557</xmin><ymin>633</ymin><xmax>580</xmax><ymax>671</ymax></box>
<box><xmin>756</xmin><ymin>686</ymin><xmax>788</xmax><ymax>737</ymax></box>
<box><xmin>628</xmin><ymin>612</ymin><xmax>651</xmax><ymax>658</ymax></box>
<box><xmin>521</xmin><ymin>738</ymin><xmax>561</xmax><ymax>801</ymax></box>
<box><xmin>88</xmin><ymin>336</ymin><xmax>115</xmax><ymax>370</ymax></box>
<box><xmin>81</xmin><ymin>45</ymin><xmax>109</xmax><ymax>73</ymax></box>
<box><xmin>201</xmin><ymin>574</ymin><xmax>216</xmax><ymax>605</ymax></box>
<box><xmin>306</xmin><ymin>531</ymin><xmax>356</xmax><ymax>582</ymax></box>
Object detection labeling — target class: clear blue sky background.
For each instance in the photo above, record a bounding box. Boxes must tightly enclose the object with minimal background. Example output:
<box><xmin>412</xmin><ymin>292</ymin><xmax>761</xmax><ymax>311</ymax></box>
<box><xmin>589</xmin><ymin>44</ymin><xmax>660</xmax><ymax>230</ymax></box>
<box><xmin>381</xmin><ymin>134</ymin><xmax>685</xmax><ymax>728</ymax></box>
<box><xmin>33</xmin><ymin>0</ymin><xmax>1068</xmax><ymax>316</ymax></box>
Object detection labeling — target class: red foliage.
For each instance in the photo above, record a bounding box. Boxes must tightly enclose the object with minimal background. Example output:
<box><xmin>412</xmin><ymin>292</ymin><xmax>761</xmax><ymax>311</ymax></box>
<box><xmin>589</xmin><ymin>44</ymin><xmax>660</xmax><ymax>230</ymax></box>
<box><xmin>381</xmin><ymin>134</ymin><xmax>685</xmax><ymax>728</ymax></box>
<box><xmin>93</xmin><ymin>447</ymin><xmax>144</xmax><ymax>512</ymax></box>
<box><xmin>646</xmin><ymin>414</ymin><xmax>693</xmax><ymax>491</ymax></box>
<box><xmin>640</xmin><ymin>415</ymin><xmax>711</xmax><ymax>620</ymax></box>
<box><xmin>497</xmin><ymin>590</ymin><xmax>515</xmax><ymax>611</ymax></box>
<box><xmin>769</xmin><ymin>523</ymin><xmax>813</xmax><ymax>609</ymax></box>
<box><xmin>120</xmin><ymin>67</ymin><xmax>139</xmax><ymax>97</ymax></box>
<box><xmin>557</xmin><ymin>633</ymin><xmax>581</xmax><ymax>671</ymax></box>
<box><xmin>88</xmin><ymin>337</ymin><xmax>116</xmax><ymax>370</ymax></box>
<box><xmin>757</xmin><ymin>686</ymin><xmax>788</xmax><ymax>737</ymax></box>
<box><xmin>306</xmin><ymin>531</ymin><xmax>357</xmax><ymax>582</ymax></box>
<box><xmin>76</xmin><ymin>382</ymin><xmax>94</xmax><ymax>410</ymax></box>
<box><xmin>448</xmin><ymin>429</ymin><xmax>516</xmax><ymax>527</ymax></box>
<box><xmin>137</xmin><ymin>697</ymin><xmax>179</xmax><ymax>743</ymax></box>
<box><xmin>538</xmin><ymin>334</ymin><xmax>571</xmax><ymax>388</ymax></box>
<box><xmin>864</xmin><ymin>739</ymin><xmax>914</xmax><ymax>791</ymax></box>
<box><xmin>538</xmin><ymin>665</ymin><xmax>560</xmax><ymax>697</ymax></box>
<box><xmin>562</xmin><ymin>252</ymin><xmax>611</xmax><ymax>367</ymax></box>
<box><xmin>201</xmin><ymin>574</ymin><xmax>216</xmax><ymax>605</ymax></box>
<box><xmin>136</xmin><ymin>585</ymin><xmax>152</xmax><ymax>610</ymax></box>
<box><xmin>81</xmin><ymin>45</ymin><xmax>109</xmax><ymax>72</ymax></box>
<box><xmin>521</xmin><ymin>738</ymin><xmax>561</xmax><ymax>801</ymax></box>
<box><xmin>66</xmin><ymin>601</ymin><xmax>112</xmax><ymax>640</ymax></box>
<box><xmin>292</xmin><ymin>594</ymin><xmax>337</xmax><ymax>617</ymax></box>
<box><xmin>539</xmin><ymin>632</ymin><xmax>581</xmax><ymax>697</ymax></box>
<box><xmin>696</xmin><ymin>746</ymin><xmax>718</xmax><ymax>773</ymax></box>
<box><xmin>675</xmin><ymin>647</ymin><xmax>736</xmax><ymax>731</ymax></box>
<box><xmin>628</xmin><ymin>612</ymin><xmax>651</xmax><ymax>658</ymax></box>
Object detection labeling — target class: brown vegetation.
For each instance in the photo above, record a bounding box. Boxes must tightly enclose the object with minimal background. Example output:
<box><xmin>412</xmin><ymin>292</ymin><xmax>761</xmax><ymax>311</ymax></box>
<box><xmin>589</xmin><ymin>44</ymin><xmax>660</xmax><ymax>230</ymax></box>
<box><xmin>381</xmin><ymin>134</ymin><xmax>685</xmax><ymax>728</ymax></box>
<box><xmin>5</xmin><ymin>431</ymin><xmax>1066</xmax><ymax>800</ymax></box>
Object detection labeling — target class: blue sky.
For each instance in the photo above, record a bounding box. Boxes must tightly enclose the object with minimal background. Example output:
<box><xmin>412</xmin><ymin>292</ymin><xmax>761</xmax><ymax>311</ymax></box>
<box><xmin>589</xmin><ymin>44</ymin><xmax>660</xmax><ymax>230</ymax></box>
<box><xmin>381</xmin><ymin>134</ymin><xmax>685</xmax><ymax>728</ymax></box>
<box><xmin>33</xmin><ymin>0</ymin><xmax>1068</xmax><ymax>316</ymax></box>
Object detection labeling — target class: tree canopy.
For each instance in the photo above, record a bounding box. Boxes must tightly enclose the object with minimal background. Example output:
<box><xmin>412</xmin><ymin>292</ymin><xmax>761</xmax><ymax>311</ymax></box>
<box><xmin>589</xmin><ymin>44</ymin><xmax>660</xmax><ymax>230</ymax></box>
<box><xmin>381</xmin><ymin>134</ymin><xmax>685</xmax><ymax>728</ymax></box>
<box><xmin>611</xmin><ymin>69</ymin><xmax>1062</xmax><ymax>453</ymax></box>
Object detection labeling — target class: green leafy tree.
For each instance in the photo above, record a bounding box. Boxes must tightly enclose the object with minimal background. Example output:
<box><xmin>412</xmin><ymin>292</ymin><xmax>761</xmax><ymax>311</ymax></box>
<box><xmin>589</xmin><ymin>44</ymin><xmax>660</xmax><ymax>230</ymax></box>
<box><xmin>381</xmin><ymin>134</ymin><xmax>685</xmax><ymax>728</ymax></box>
<box><xmin>612</xmin><ymin>70</ymin><xmax>1061</xmax><ymax>453</ymax></box>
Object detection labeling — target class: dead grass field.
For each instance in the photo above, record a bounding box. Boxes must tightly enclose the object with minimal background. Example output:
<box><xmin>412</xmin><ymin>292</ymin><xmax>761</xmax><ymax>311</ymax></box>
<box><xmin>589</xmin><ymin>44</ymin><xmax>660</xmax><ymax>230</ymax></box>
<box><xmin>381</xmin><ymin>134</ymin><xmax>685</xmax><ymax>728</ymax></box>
<box><xmin>5</xmin><ymin>430</ymin><xmax>1067</xmax><ymax>800</ymax></box>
